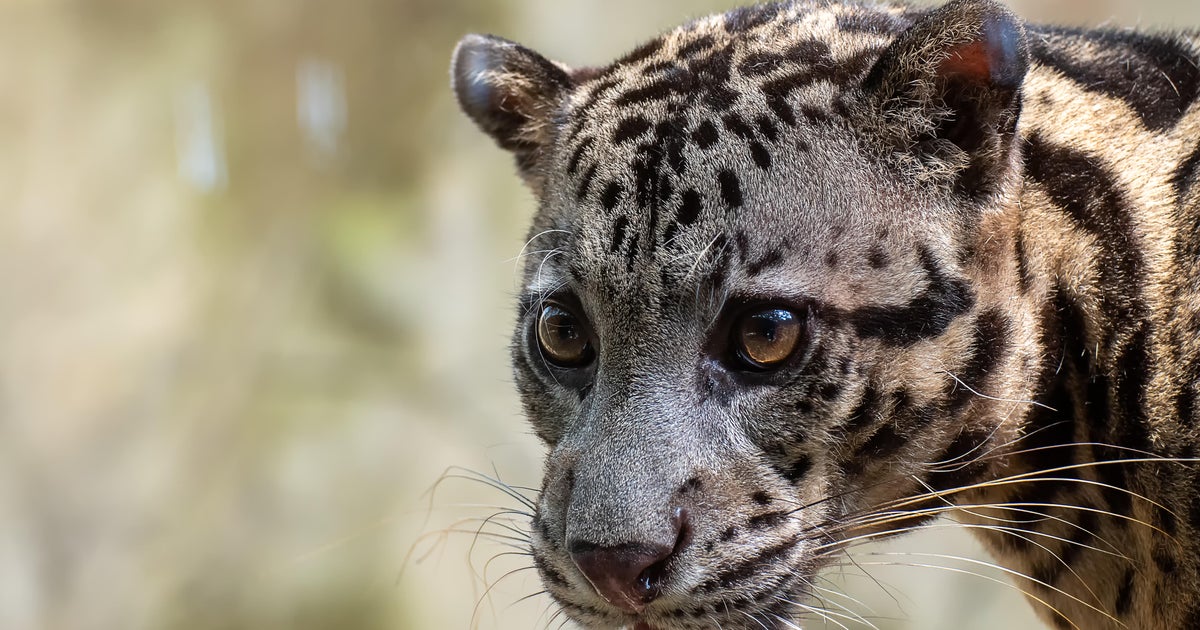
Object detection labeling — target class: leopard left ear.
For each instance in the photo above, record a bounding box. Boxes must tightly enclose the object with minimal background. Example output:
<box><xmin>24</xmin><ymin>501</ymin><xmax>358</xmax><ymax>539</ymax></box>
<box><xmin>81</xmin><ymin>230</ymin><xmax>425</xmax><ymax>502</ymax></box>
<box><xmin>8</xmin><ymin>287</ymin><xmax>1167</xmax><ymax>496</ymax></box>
<box><xmin>861</xmin><ymin>0</ymin><xmax>1029</xmax><ymax>197</ymax></box>
<box><xmin>452</xmin><ymin>34</ymin><xmax>575</xmax><ymax>193</ymax></box>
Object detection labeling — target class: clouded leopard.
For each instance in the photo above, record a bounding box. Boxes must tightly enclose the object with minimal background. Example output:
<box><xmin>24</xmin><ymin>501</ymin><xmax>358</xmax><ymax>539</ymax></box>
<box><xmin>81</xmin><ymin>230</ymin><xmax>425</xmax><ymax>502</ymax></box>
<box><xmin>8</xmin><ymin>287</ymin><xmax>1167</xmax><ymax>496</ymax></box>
<box><xmin>449</xmin><ymin>0</ymin><xmax>1200</xmax><ymax>627</ymax></box>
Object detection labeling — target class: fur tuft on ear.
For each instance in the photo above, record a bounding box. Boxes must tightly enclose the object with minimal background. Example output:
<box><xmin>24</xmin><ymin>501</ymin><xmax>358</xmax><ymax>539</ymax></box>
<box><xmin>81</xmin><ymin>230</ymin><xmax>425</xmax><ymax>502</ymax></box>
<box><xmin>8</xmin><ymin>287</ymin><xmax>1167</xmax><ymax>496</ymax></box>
<box><xmin>451</xmin><ymin>34</ymin><xmax>574</xmax><ymax>192</ymax></box>
<box><xmin>860</xmin><ymin>0</ymin><xmax>1029</xmax><ymax>197</ymax></box>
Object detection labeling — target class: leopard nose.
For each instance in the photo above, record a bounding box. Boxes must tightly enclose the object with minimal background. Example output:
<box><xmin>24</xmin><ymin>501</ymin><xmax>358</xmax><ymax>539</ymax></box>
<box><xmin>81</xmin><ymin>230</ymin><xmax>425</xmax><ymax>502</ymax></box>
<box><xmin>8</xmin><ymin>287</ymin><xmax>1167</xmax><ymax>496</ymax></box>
<box><xmin>568</xmin><ymin>508</ymin><xmax>689</xmax><ymax>612</ymax></box>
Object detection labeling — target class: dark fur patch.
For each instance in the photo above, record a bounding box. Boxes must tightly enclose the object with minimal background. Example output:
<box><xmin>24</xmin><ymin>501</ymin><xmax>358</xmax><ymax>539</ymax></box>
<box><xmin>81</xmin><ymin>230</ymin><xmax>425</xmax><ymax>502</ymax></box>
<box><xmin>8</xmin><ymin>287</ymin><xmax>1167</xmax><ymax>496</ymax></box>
<box><xmin>698</xmin><ymin>536</ymin><xmax>798</xmax><ymax>591</ymax></box>
<box><xmin>843</xmin><ymin>247</ymin><xmax>975</xmax><ymax>346</ymax></box>
<box><xmin>754</xmin><ymin>115</ymin><xmax>780</xmax><ymax>142</ymax></box>
<box><xmin>718</xmin><ymin>170</ymin><xmax>743</xmax><ymax>208</ymax></box>
<box><xmin>1031</xmin><ymin>27</ymin><xmax>1200</xmax><ymax>132</ymax></box>
<box><xmin>844</xmin><ymin>383</ymin><xmax>884</xmax><ymax>433</ymax></box>
<box><xmin>692</xmin><ymin>119</ymin><xmax>720</xmax><ymax>149</ymax></box>
<box><xmin>867</xmin><ymin>244</ymin><xmax>888</xmax><ymax>268</ymax></box>
<box><xmin>568</xmin><ymin>136</ymin><xmax>594</xmax><ymax>174</ymax></box>
<box><xmin>680</xmin><ymin>35</ymin><xmax>717</xmax><ymax>58</ymax></box>
<box><xmin>614</xmin><ymin>116</ymin><xmax>653</xmax><ymax>144</ymax></box>
<box><xmin>601</xmin><ymin>181</ymin><xmax>624</xmax><ymax>211</ymax></box>
<box><xmin>677</xmin><ymin>189</ymin><xmax>703</xmax><ymax>225</ymax></box>
<box><xmin>782</xmin><ymin>454</ymin><xmax>812</xmax><ymax>482</ymax></box>
<box><xmin>1174</xmin><ymin>142</ymin><xmax>1200</xmax><ymax>202</ymax></box>
<box><xmin>615</xmin><ymin>37</ymin><xmax>666</xmax><ymax>67</ymax></box>
<box><xmin>723</xmin><ymin>3</ymin><xmax>784</xmax><ymax>33</ymax></box>
<box><xmin>949</xmin><ymin>308</ymin><xmax>1012</xmax><ymax>414</ymax></box>
<box><xmin>1024</xmin><ymin>135</ymin><xmax>1147</xmax><ymax>343</ymax></box>
<box><xmin>576</xmin><ymin>163</ymin><xmax>598</xmax><ymax>200</ymax></box>
<box><xmin>746</xmin><ymin>249</ymin><xmax>784</xmax><ymax>276</ymax></box>
<box><xmin>610</xmin><ymin>216</ymin><xmax>630</xmax><ymax>253</ymax></box>
<box><xmin>925</xmin><ymin>428</ymin><xmax>991</xmax><ymax>493</ymax></box>
<box><xmin>568</xmin><ymin>79</ymin><xmax>619</xmax><ymax>141</ymax></box>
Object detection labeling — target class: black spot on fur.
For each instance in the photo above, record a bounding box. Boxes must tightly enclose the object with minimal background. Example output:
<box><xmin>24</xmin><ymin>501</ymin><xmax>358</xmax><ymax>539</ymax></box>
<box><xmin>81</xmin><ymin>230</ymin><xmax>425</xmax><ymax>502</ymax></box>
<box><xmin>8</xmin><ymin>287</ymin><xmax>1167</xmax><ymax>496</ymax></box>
<box><xmin>844</xmin><ymin>383</ymin><xmax>884</xmax><ymax>434</ymax></box>
<box><xmin>568</xmin><ymin>80</ymin><xmax>619</xmax><ymax>141</ymax></box>
<box><xmin>699</xmin><ymin>536</ymin><xmax>798</xmax><ymax>591</ymax></box>
<box><xmin>601</xmin><ymin>181</ymin><xmax>624</xmax><ymax>211</ymax></box>
<box><xmin>625</xmin><ymin>234</ymin><xmax>640</xmax><ymax>271</ymax></box>
<box><xmin>1174</xmin><ymin>142</ymin><xmax>1200</xmax><ymax>202</ymax></box>
<box><xmin>1031</xmin><ymin>27</ymin><xmax>1200</xmax><ymax>131</ymax></box>
<box><xmin>615</xmin><ymin>80</ymin><xmax>682</xmax><ymax>107</ymax></box>
<box><xmin>692</xmin><ymin>119</ymin><xmax>720</xmax><ymax>149</ymax></box>
<box><xmin>738</xmin><ymin>51</ymin><xmax>789</xmax><ymax>76</ymax></box>
<box><xmin>723</xmin><ymin>3</ymin><xmax>783</xmax><ymax>33</ymax></box>
<box><xmin>610</xmin><ymin>216</ymin><xmax>629</xmax><ymax>253</ymax></box>
<box><xmin>786</xmin><ymin>39</ymin><xmax>834</xmax><ymax>65</ymax></box>
<box><xmin>925</xmin><ymin>428</ymin><xmax>991</xmax><ymax>493</ymax></box>
<box><xmin>677</xmin><ymin>189</ymin><xmax>703</xmax><ymax>226</ymax></box>
<box><xmin>1112</xmin><ymin>322</ymin><xmax>1153</xmax><ymax>453</ymax></box>
<box><xmin>679</xmin><ymin>35</ymin><xmax>716</xmax><ymax>58</ymax></box>
<box><xmin>641</xmin><ymin>60</ymin><xmax>676</xmax><ymax>76</ymax></box>
<box><xmin>748</xmin><ymin>142</ymin><xmax>771</xmax><ymax>169</ymax></box>
<box><xmin>688</xmin><ymin>47</ymin><xmax>740</xmax><ymax>111</ymax></box>
<box><xmin>718</xmin><ymin>170</ymin><xmax>743</xmax><ymax>208</ymax></box>
<box><xmin>949</xmin><ymin>308</ymin><xmax>1012</xmax><ymax>414</ymax></box>
<box><xmin>747</xmin><ymin>510</ymin><xmax>790</xmax><ymax>530</ymax></box>
<box><xmin>723</xmin><ymin>113</ymin><xmax>756</xmax><ymax>141</ymax></box>
<box><xmin>1014</xmin><ymin>229</ymin><xmax>1034</xmax><ymax>294</ymax></box>
<box><xmin>867</xmin><ymin>244</ymin><xmax>888</xmax><ymax>268</ymax></box>
<box><xmin>1011</xmin><ymin>290</ymin><xmax>1082</xmax><ymax>509</ymax></box>
<box><xmin>1184</xmin><ymin>604</ymin><xmax>1200</xmax><ymax>629</ymax></box>
<box><xmin>824</xmin><ymin>250</ymin><xmax>838</xmax><ymax>268</ymax></box>
<box><xmin>576</xmin><ymin>163</ymin><xmax>598</xmax><ymax>200</ymax></box>
<box><xmin>782</xmin><ymin>454</ymin><xmax>812</xmax><ymax>482</ymax></box>
<box><xmin>746</xmin><ymin>249</ymin><xmax>784</xmax><ymax>276</ymax></box>
<box><xmin>614</xmin><ymin>116</ymin><xmax>653</xmax><ymax>144</ymax></box>
<box><xmin>615</xmin><ymin>37</ymin><xmax>666</xmax><ymax>66</ymax></box>
<box><xmin>843</xmin><ymin>247</ymin><xmax>975</xmax><ymax>346</ymax></box>
<box><xmin>855</xmin><ymin>421</ymin><xmax>904</xmax><ymax>459</ymax></box>
<box><xmin>754</xmin><ymin>115</ymin><xmax>779</xmax><ymax>142</ymax></box>
<box><xmin>567</xmin><ymin>136</ymin><xmax>594</xmax><ymax>175</ymax></box>
<box><xmin>1153</xmin><ymin>544</ymin><xmax>1178</xmax><ymax>575</ymax></box>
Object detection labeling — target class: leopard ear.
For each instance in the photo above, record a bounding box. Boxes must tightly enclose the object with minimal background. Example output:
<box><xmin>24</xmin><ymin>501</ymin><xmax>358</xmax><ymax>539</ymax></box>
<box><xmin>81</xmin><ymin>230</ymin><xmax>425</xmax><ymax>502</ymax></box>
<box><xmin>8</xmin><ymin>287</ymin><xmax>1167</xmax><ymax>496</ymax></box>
<box><xmin>861</xmin><ymin>0</ymin><xmax>1029</xmax><ymax>196</ymax></box>
<box><xmin>452</xmin><ymin>34</ymin><xmax>574</xmax><ymax>192</ymax></box>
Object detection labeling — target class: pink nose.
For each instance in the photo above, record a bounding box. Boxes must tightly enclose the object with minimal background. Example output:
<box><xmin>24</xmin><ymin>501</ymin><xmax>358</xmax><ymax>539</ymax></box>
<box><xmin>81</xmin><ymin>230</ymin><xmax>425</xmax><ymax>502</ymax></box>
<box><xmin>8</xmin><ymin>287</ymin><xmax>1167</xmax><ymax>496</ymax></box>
<box><xmin>570</xmin><ymin>542</ymin><xmax>674</xmax><ymax>611</ymax></box>
<box><xmin>568</xmin><ymin>509</ymin><xmax>689</xmax><ymax>612</ymax></box>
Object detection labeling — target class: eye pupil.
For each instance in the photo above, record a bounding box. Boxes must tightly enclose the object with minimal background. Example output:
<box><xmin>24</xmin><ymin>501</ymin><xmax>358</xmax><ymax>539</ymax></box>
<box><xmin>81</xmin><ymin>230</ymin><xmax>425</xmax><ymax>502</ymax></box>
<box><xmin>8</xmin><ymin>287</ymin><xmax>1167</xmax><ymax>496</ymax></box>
<box><xmin>536</xmin><ymin>303</ymin><xmax>595</xmax><ymax>367</ymax></box>
<box><xmin>734</xmin><ymin>307</ymin><xmax>803</xmax><ymax>370</ymax></box>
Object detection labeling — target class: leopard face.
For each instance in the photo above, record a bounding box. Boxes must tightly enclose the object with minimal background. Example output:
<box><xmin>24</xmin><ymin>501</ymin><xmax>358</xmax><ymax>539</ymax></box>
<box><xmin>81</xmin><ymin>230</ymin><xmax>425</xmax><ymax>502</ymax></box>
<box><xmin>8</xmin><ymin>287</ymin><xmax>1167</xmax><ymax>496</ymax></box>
<box><xmin>451</xmin><ymin>1</ymin><xmax>1066</xmax><ymax>628</ymax></box>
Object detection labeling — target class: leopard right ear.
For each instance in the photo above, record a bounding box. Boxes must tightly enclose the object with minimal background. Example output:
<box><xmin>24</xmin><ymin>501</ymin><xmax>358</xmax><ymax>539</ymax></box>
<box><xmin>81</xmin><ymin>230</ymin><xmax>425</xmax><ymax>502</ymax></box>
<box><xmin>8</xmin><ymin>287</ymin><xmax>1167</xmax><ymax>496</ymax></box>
<box><xmin>452</xmin><ymin>34</ymin><xmax>574</xmax><ymax>192</ymax></box>
<box><xmin>860</xmin><ymin>0</ymin><xmax>1029</xmax><ymax>198</ymax></box>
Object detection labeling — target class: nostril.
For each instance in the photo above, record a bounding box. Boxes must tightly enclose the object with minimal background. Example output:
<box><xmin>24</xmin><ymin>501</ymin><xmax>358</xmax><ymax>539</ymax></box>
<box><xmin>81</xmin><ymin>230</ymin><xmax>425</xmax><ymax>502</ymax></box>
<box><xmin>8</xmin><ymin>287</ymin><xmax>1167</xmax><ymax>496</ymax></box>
<box><xmin>568</xmin><ymin>506</ymin><xmax>692</xmax><ymax>613</ymax></box>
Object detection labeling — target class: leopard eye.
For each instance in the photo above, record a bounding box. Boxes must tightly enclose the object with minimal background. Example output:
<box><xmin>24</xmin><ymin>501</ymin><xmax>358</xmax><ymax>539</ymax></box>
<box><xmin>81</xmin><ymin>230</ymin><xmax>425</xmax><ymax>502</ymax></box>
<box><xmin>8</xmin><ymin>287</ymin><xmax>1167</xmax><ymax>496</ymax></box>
<box><xmin>732</xmin><ymin>307</ymin><xmax>803</xmax><ymax>370</ymax></box>
<box><xmin>535</xmin><ymin>302</ymin><xmax>595</xmax><ymax>367</ymax></box>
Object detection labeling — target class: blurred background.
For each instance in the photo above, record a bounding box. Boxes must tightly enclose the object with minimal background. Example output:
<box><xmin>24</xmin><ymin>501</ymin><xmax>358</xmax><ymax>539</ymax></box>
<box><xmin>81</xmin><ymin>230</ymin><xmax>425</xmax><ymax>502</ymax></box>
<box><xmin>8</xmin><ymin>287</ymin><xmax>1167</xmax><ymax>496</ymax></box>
<box><xmin>2</xmin><ymin>0</ymin><xmax>1197</xmax><ymax>629</ymax></box>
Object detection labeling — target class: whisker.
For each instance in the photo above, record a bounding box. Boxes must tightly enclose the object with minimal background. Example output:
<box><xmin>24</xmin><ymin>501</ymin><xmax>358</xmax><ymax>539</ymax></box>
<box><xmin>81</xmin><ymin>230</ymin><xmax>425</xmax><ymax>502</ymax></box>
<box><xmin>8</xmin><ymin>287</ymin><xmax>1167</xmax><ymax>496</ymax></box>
<box><xmin>838</xmin><ymin>556</ymin><xmax>1084</xmax><ymax>630</ymax></box>
<box><xmin>856</xmin><ymin>551</ymin><xmax>1124</xmax><ymax>628</ymax></box>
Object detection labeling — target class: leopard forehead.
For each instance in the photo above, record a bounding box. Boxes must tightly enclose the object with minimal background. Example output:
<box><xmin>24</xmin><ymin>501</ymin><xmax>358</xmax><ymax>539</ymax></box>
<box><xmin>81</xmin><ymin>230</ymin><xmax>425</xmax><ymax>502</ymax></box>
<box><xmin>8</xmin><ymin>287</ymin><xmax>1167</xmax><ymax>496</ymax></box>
<box><xmin>534</xmin><ymin>2</ymin><xmax>942</xmax><ymax>294</ymax></box>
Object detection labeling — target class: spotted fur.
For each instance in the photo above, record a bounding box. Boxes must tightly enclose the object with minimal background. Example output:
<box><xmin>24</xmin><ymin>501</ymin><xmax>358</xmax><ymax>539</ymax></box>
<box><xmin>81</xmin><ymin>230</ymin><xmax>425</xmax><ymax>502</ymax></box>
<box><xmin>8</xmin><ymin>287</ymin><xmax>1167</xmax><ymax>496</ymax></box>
<box><xmin>452</xmin><ymin>1</ymin><xmax>1200</xmax><ymax>628</ymax></box>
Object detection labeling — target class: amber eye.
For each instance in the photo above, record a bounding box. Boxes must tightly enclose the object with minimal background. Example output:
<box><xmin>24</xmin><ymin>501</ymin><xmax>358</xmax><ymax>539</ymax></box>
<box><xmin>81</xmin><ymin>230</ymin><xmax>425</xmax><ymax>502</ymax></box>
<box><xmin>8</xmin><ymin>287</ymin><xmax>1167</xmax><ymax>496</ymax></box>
<box><xmin>732</xmin><ymin>307</ymin><xmax>803</xmax><ymax>370</ymax></box>
<box><xmin>535</xmin><ymin>303</ymin><xmax>595</xmax><ymax>367</ymax></box>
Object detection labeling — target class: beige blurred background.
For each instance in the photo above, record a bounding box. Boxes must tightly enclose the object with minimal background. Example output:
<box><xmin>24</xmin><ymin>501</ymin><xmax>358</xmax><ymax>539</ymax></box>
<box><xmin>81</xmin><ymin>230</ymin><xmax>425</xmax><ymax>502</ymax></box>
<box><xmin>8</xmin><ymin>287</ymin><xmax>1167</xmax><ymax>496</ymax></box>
<box><xmin>2</xmin><ymin>0</ymin><xmax>1197</xmax><ymax>629</ymax></box>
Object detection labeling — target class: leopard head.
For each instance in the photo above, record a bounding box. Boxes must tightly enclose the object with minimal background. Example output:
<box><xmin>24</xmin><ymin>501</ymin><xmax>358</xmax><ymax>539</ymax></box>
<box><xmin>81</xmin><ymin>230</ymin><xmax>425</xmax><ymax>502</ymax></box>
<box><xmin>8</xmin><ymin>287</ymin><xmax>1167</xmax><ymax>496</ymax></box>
<box><xmin>452</xmin><ymin>1</ymin><xmax>1036</xmax><ymax>627</ymax></box>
